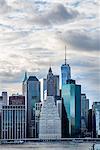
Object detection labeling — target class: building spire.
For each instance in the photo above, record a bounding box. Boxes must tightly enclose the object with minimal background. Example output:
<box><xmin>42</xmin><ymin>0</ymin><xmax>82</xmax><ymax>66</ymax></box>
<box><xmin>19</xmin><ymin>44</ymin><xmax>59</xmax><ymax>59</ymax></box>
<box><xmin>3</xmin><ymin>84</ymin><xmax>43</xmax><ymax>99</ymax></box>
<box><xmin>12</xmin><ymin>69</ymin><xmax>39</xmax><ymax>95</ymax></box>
<box><xmin>65</xmin><ymin>45</ymin><xmax>67</xmax><ymax>64</ymax></box>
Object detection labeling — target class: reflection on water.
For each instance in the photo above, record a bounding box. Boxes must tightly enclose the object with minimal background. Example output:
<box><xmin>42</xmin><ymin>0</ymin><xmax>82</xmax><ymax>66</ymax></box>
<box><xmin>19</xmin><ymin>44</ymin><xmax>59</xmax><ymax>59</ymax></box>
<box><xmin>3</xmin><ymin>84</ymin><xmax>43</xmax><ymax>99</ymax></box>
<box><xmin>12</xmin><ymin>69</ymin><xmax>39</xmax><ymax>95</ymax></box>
<box><xmin>0</xmin><ymin>142</ymin><xmax>96</xmax><ymax>150</ymax></box>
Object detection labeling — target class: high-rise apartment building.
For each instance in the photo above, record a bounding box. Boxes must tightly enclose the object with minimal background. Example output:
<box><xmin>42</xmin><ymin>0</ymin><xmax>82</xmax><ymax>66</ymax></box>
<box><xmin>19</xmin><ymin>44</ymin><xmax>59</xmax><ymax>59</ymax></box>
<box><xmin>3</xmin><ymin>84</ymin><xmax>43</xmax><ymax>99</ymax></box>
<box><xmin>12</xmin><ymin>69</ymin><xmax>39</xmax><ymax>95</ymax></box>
<box><xmin>62</xmin><ymin>79</ymin><xmax>81</xmax><ymax>137</ymax></box>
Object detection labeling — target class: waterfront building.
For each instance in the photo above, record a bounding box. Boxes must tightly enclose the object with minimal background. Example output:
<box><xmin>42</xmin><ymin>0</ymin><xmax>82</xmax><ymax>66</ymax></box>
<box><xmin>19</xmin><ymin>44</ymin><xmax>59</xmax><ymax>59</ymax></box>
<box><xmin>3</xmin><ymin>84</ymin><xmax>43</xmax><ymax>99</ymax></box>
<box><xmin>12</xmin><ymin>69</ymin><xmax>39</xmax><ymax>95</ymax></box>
<box><xmin>62</xmin><ymin>79</ymin><xmax>81</xmax><ymax>137</ymax></box>
<box><xmin>81</xmin><ymin>94</ymin><xmax>89</xmax><ymax>131</ymax></box>
<box><xmin>39</xmin><ymin>78</ymin><xmax>47</xmax><ymax>101</ymax></box>
<box><xmin>92</xmin><ymin>102</ymin><xmax>100</xmax><ymax>138</ymax></box>
<box><xmin>1</xmin><ymin>105</ymin><xmax>26</xmax><ymax>140</ymax></box>
<box><xmin>61</xmin><ymin>47</ymin><xmax>71</xmax><ymax>86</ymax></box>
<box><xmin>27</xmin><ymin>76</ymin><xmax>40</xmax><ymax>138</ymax></box>
<box><xmin>39</xmin><ymin>96</ymin><xmax>61</xmax><ymax>139</ymax></box>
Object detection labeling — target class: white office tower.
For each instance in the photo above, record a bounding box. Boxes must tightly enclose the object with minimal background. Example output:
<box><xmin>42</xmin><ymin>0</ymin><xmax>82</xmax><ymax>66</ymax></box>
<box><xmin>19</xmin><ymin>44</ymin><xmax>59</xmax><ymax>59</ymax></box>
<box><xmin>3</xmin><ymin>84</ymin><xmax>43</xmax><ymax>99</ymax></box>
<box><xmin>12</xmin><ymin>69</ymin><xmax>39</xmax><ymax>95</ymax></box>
<box><xmin>39</xmin><ymin>96</ymin><xmax>61</xmax><ymax>139</ymax></box>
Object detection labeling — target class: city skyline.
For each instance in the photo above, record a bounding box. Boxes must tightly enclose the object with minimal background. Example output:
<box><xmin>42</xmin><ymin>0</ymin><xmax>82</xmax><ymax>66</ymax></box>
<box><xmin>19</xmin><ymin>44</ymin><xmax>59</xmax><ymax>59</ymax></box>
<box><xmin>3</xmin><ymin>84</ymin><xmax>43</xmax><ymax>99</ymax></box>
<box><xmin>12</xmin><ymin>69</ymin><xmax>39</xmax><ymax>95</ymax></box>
<box><xmin>0</xmin><ymin>0</ymin><xmax>99</xmax><ymax>108</ymax></box>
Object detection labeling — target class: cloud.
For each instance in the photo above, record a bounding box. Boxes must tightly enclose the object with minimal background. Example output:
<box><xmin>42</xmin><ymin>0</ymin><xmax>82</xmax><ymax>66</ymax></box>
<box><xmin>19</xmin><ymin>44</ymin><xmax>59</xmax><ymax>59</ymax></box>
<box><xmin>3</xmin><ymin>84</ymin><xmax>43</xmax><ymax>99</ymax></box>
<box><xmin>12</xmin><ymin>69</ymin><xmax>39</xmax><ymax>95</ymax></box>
<box><xmin>60</xmin><ymin>29</ymin><xmax>100</xmax><ymax>51</ymax></box>
<box><xmin>0</xmin><ymin>0</ymin><xmax>99</xmax><ymax>106</ymax></box>
<box><xmin>28</xmin><ymin>3</ymin><xmax>79</xmax><ymax>26</ymax></box>
<box><xmin>0</xmin><ymin>0</ymin><xmax>12</xmax><ymax>14</ymax></box>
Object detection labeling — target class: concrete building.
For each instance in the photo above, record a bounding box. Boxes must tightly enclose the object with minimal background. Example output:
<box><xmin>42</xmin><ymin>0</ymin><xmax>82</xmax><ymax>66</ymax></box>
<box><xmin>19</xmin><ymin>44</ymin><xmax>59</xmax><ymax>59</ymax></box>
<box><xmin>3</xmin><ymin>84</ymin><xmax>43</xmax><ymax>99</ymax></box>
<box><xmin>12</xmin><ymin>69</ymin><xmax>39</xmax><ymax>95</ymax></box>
<box><xmin>27</xmin><ymin>76</ymin><xmax>40</xmax><ymax>138</ymax></box>
<box><xmin>62</xmin><ymin>79</ymin><xmax>81</xmax><ymax>137</ymax></box>
<box><xmin>39</xmin><ymin>96</ymin><xmax>61</xmax><ymax>139</ymax></box>
<box><xmin>1</xmin><ymin>105</ymin><xmax>26</xmax><ymax>140</ymax></box>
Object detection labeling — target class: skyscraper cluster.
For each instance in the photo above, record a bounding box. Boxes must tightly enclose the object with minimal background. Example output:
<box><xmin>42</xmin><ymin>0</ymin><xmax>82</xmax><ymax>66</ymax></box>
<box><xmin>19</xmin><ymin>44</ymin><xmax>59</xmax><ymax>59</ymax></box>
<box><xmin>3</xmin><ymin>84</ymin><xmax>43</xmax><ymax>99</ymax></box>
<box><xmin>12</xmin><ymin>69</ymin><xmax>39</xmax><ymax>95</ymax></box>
<box><xmin>0</xmin><ymin>49</ymin><xmax>100</xmax><ymax>143</ymax></box>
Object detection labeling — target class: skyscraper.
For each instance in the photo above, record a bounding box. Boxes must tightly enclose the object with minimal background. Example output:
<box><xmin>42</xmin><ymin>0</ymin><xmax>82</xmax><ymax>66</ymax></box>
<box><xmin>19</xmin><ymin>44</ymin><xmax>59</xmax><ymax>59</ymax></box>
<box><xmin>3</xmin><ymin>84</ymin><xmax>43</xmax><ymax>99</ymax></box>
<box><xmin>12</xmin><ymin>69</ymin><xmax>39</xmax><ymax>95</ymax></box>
<box><xmin>27</xmin><ymin>76</ymin><xmax>40</xmax><ymax>138</ymax></box>
<box><xmin>39</xmin><ymin>96</ymin><xmax>61</xmax><ymax>139</ymax></box>
<box><xmin>22</xmin><ymin>72</ymin><xmax>28</xmax><ymax>110</ymax></box>
<box><xmin>47</xmin><ymin>67</ymin><xmax>55</xmax><ymax>96</ymax></box>
<box><xmin>81</xmin><ymin>94</ymin><xmax>89</xmax><ymax>131</ymax></box>
<box><xmin>54</xmin><ymin>75</ymin><xmax>60</xmax><ymax>97</ymax></box>
<box><xmin>47</xmin><ymin>67</ymin><xmax>60</xmax><ymax>98</ymax></box>
<box><xmin>61</xmin><ymin>47</ymin><xmax>71</xmax><ymax>86</ymax></box>
<box><xmin>92</xmin><ymin>102</ymin><xmax>100</xmax><ymax>138</ymax></box>
<box><xmin>62</xmin><ymin>79</ymin><xmax>81</xmax><ymax>137</ymax></box>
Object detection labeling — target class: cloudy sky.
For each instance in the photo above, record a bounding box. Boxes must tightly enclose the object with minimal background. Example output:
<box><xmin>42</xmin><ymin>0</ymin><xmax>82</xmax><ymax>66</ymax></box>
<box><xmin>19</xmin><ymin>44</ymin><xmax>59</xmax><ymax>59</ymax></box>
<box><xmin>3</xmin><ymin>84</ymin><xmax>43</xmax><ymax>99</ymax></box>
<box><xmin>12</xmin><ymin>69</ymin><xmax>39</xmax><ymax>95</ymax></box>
<box><xmin>0</xmin><ymin>0</ymin><xmax>99</xmax><ymax>107</ymax></box>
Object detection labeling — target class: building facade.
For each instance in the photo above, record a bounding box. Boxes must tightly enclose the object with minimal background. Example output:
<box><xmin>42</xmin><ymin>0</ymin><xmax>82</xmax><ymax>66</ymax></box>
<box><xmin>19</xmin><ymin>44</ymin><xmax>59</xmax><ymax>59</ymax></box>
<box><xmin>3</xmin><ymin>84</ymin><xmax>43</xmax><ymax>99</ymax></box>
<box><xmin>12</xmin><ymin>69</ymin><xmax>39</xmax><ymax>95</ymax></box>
<box><xmin>47</xmin><ymin>67</ymin><xmax>55</xmax><ymax>96</ymax></box>
<box><xmin>92</xmin><ymin>102</ymin><xmax>100</xmax><ymax>138</ymax></box>
<box><xmin>39</xmin><ymin>96</ymin><xmax>61</xmax><ymax>139</ymax></box>
<box><xmin>61</xmin><ymin>48</ymin><xmax>71</xmax><ymax>86</ymax></box>
<box><xmin>81</xmin><ymin>94</ymin><xmax>89</xmax><ymax>131</ymax></box>
<box><xmin>61</xmin><ymin>63</ymin><xmax>71</xmax><ymax>86</ymax></box>
<box><xmin>22</xmin><ymin>72</ymin><xmax>28</xmax><ymax>111</ymax></box>
<box><xmin>62</xmin><ymin>79</ymin><xmax>81</xmax><ymax>137</ymax></box>
<box><xmin>35</xmin><ymin>102</ymin><xmax>42</xmax><ymax>138</ymax></box>
<box><xmin>2</xmin><ymin>105</ymin><xmax>26</xmax><ymax>140</ymax></box>
<box><xmin>27</xmin><ymin>76</ymin><xmax>40</xmax><ymax>138</ymax></box>
<box><xmin>9</xmin><ymin>95</ymin><xmax>25</xmax><ymax>105</ymax></box>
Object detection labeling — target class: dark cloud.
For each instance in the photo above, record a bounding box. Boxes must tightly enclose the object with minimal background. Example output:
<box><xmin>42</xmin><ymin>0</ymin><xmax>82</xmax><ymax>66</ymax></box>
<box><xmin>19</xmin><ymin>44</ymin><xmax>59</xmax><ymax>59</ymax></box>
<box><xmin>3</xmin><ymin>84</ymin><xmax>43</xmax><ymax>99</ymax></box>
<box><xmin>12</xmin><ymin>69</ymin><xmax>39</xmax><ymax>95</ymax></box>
<box><xmin>29</xmin><ymin>3</ymin><xmax>79</xmax><ymax>26</ymax></box>
<box><xmin>60</xmin><ymin>30</ymin><xmax>100</xmax><ymax>51</ymax></box>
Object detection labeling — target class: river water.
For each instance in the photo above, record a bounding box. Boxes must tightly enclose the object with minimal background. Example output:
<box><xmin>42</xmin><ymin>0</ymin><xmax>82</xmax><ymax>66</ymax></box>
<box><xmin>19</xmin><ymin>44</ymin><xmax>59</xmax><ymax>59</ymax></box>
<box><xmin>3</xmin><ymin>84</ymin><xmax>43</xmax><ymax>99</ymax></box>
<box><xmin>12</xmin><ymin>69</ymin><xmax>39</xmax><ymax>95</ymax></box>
<box><xmin>0</xmin><ymin>142</ymin><xmax>97</xmax><ymax>150</ymax></box>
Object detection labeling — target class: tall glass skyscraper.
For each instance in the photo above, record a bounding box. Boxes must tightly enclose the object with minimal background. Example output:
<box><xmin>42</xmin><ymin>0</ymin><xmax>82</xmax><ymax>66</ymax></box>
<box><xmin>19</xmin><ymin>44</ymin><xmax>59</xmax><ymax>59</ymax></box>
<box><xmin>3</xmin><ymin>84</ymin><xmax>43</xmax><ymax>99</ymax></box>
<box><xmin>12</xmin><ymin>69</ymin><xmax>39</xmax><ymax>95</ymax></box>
<box><xmin>27</xmin><ymin>76</ymin><xmax>40</xmax><ymax>138</ymax></box>
<box><xmin>62</xmin><ymin>79</ymin><xmax>81</xmax><ymax>137</ymax></box>
<box><xmin>61</xmin><ymin>47</ymin><xmax>71</xmax><ymax>86</ymax></box>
